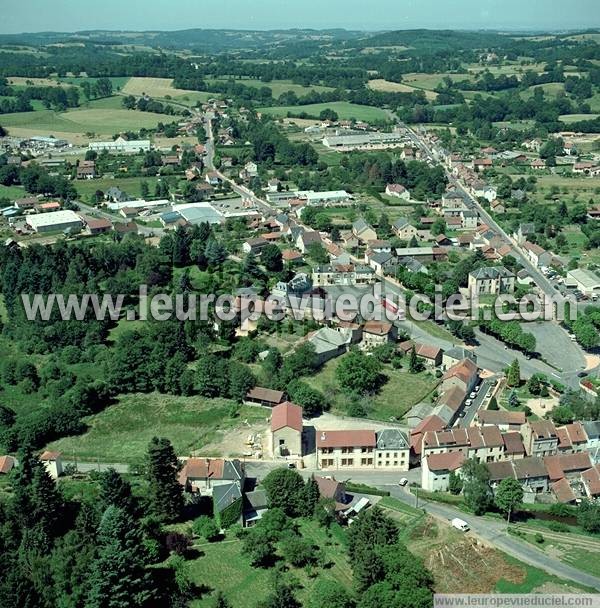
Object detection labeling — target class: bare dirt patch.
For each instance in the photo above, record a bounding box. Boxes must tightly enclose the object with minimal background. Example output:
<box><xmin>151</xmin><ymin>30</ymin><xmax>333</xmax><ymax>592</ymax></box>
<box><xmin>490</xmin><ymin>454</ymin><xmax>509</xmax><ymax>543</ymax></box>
<box><xmin>525</xmin><ymin>396</ymin><xmax>559</xmax><ymax>418</ymax></box>
<box><xmin>409</xmin><ymin>518</ymin><xmax>524</xmax><ymax>593</ymax></box>
<box><xmin>197</xmin><ymin>417</ymin><xmax>270</xmax><ymax>459</ymax></box>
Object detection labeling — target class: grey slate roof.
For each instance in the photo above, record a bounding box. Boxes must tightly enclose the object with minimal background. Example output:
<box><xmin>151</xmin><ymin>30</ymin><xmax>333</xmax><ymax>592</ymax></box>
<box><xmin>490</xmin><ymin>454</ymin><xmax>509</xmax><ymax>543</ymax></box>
<box><xmin>213</xmin><ymin>482</ymin><xmax>243</xmax><ymax>513</ymax></box>
<box><xmin>376</xmin><ymin>428</ymin><xmax>409</xmax><ymax>450</ymax></box>
<box><xmin>469</xmin><ymin>266</ymin><xmax>514</xmax><ymax>280</ymax></box>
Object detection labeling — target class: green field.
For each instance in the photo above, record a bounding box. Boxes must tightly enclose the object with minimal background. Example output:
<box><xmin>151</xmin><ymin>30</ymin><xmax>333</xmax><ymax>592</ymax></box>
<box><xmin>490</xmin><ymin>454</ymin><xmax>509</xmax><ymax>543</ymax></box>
<box><xmin>45</xmin><ymin>393</ymin><xmax>267</xmax><ymax>463</ymax></box>
<box><xmin>54</xmin><ymin>76</ymin><xmax>131</xmax><ymax>90</ymax></box>
<box><xmin>258</xmin><ymin>102</ymin><xmax>390</xmax><ymax>122</ymax></box>
<box><xmin>46</xmin><ymin>393</ymin><xmax>269</xmax><ymax>463</ymax></box>
<box><xmin>559</xmin><ymin>113</ymin><xmax>600</xmax><ymax>123</ymax></box>
<box><xmin>0</xmin><ymin>184</ymin><xmax>28</xmax><ymax>200</ymax></box>
<box><xmin>206</xmin><ymin>77</ymin><xmax>334</xmax><ymax>97</ymax></box>
<box><xmin>0</xmin><ymin>104</ymin><xmax>168</xmax><ymax>135</ymax></box>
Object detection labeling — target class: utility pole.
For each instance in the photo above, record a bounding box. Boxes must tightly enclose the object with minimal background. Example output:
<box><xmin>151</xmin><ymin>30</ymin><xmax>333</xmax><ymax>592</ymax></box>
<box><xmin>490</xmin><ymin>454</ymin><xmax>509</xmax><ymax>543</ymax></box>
<box><xmin>506</xmin><ymin>505</ymin><xmax>511</xmax><ymax>534</ymax></box>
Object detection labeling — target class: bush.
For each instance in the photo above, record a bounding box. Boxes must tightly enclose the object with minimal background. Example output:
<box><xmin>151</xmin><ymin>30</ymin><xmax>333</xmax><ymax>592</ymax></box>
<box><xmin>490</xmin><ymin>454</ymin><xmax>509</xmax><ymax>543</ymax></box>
<box><xmin>165</xmin><ymin>532</ymin><xmax>192</xmax><ymax>556</ymax></box>
<box><xmin>345</xmin><ymin>482</ymin><xmax>390</xmax><ymax>497</ymax></box>
<box><xmin>534</xmin><ymin>533</ymin><xmax>544</xmax><ymax>544</ymax></box>
<box><xmin>193</xmin><ymin>515</ymin><xmax>220</xmax><ymax>542</ymax></box>
<box><xmin>548</xmin><ymin>521</ymin><xmax>569</xmax><ymax>533</ymax></box>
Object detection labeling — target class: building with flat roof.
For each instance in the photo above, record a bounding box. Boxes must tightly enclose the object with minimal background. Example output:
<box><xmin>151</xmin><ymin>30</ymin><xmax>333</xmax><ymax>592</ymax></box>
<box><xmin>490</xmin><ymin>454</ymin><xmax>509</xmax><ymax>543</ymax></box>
<box><xmin>566</xmin><ymin>268</ymin><xmax>600</xmax><ymax>298</ymax></box>
<box><xmin>174</xmin><ymin>203</ymin><xmax>224</xmax><ymax>225</ymax></box>
<box><xmin>323</xmin><ymin>132</ymin><xmax>406</xmax><ymax>150</ymax></box>
<box><xmin>26</xmin><ymin>210</ymin><xmax>83</xmax><ymax>233</ymax></box>
<box><xmin>89</xmin><ymin>136</ymin><xmax>151</xmax><ymax>153</ymax></box>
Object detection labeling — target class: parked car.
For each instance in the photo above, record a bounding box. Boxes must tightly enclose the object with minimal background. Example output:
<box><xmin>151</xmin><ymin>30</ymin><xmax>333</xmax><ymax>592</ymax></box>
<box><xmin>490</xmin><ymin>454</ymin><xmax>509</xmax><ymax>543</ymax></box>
<box><xmin>465</xmin><ymin>399</ymin><xmax>473</xmax><ymax>406</ymax></box>
<box><xmin>399</xmin><ymin>478</ymin><xmax>409</xmax><ymax>486</ymax></box>
<box><xmin>470</xmin><ymin>392</ymin><xmax>477</xmax><ymax>399</ymax></box>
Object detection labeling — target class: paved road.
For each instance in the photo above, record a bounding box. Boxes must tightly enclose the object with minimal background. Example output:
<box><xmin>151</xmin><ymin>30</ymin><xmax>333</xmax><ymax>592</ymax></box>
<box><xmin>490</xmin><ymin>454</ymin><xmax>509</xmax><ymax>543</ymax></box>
<box><xmin>399</xmin><ymin>123</ymin><xmax>595</xmax><ymax>387</ymax></box>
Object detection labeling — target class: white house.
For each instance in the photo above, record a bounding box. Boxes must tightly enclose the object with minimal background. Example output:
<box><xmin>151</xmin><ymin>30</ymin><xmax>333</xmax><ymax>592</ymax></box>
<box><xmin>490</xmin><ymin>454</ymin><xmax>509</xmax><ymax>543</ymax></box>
<box><xmin>422</xmin><ymin>451</ymin><xmax>465</xmax><ymax>492</ymax></box>
<box><xmin>385</xmin><ymin>184</ymin><xmax>410</xmax><ymax>200</ymax></box>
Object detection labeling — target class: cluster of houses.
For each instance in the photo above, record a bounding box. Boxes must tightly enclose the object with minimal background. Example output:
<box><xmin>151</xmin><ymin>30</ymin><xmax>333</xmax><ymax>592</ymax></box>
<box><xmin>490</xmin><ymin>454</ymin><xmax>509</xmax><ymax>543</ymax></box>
<box><xmin>418</xmin><ymin>414</ymin><xmax>600</xmax><ymax>504</ymax></box>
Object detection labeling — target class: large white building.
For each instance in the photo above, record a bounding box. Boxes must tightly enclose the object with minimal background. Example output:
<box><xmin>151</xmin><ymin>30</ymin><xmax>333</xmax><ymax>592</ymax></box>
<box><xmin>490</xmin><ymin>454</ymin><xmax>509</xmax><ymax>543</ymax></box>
<box><xmin>89</xmin><ymin>136</ymin><xmax>151</xmax><ymax>153</ymax></box>
<box><xmin>26</xmin><ymin>210</ymin><xmax>83</xmax><ymax>233</ymax></box>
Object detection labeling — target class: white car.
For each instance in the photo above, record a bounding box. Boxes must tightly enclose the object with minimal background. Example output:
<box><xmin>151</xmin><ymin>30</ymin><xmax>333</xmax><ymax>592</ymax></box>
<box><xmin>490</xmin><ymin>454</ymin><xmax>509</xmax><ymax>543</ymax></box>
<box><xmin>399</xmin><ymin>478</ymin><xmax>409</xmax><ymax>486</ymax></box>
<box><xmin>470</xmin><ymin>392</ymin><xmax>477</xmax><ymax>399</ymax></box>
<box><xmin>465</xmin><ymin>399</ymin><xmax>473</xmax><ymax>406</ymax></box>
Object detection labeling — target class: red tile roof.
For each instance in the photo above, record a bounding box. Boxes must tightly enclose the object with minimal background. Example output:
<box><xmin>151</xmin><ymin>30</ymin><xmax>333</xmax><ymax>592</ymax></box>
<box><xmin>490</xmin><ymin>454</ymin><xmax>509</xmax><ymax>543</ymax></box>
<box><xmin>478</xmin><ymin>410</ymin><xmax>526</xmax><ymax>426</ymax></box>
<box><xmin>426</xmin><ymin>451</ymin><xmax>465</xmax><ymax>472</ymax></box>
<box><xmin>544</xmin><ymin>453</ymin><xmax>592</xmax><ymax>482</ymax></box>
<box><xmin>582</xmin><ymin>465</ymin><xmax>600</xmax><ymax>497</ymax></box>
<box><xmin>271</xmin><ymin>402</ymin><xmax>303</xmax><ymax>433</ymax></box>
<box><xmin>363</xmin><ymin>321</ymin><xmax>393</xmax><ymax>336</ymax></box>
<box><xmin>443</xmin><ymin>358</ymin><xmax>478</xmax><ymax>385</ymax></box>
<box><xmin>502</xmin><ymin>432</ymin><xmax>525</xmax><ymax>455</ymax></box>
<box><xmin>551</xmin><ymin>478</ymin><xmax>576</xmax><ymax>503</ymax></box>
<box><xmin>317</xmin><ymin>430</ymin><xmax>376</xmax><ymax>449</ymax></box>
<box><xmin>40</xmin><ymin>451</ymin><xmax>61</xmax><ymax>461</ymax></box>
<box><xmin>0</xmin><ymin>455</ymin><xmax>15</xmax><ymax>474</ymax></box>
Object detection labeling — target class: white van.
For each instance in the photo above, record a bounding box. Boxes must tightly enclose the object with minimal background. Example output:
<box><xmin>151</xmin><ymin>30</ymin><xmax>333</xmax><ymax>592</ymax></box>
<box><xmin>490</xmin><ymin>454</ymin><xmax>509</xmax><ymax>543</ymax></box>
<box><xmin>451</xmin><ymin>518</ymin><xmax>470</xmax><ymax>532</ymax></box>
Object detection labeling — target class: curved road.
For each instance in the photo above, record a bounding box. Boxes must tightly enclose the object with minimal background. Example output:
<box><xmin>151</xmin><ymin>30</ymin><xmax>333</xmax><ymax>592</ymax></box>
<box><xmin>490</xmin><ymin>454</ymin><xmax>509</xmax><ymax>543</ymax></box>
<box><xmin>389</xmin><ymin>485</ymin><xmax>600</xmax><ymax>591</ymax></box>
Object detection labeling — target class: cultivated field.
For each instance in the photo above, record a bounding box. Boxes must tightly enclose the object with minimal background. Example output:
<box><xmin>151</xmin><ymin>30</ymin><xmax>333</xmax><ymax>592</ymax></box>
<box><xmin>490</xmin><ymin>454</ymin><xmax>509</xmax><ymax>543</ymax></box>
<box><xmin>368</xmin><ymin>78</ymin><xmax>438</xmax><ymax>100</ymax></box>
<box><xmin>123</xmin><ymin>76</ymin><xmax>196</xmax><ymax>98</ymax></box>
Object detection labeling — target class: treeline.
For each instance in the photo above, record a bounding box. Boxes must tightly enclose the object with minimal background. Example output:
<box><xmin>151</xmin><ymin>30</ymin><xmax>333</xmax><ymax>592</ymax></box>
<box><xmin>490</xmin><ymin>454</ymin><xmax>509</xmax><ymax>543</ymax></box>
<box><xmin>122</xmin><ymin>94</ymin><xmax>185</xmax><ymax>116</ymax></box>
<box><xmin>0</xmin><ymin>161</ymin><xmax>77</xmax><ymax>199</ymax></box>
<box><xmin>0</xmin><ymin>439</ymin><xmax>197</xmax><ymax>606</ymax></box>
<box><xmin>399</xmin><ymin>87</ymin><xmax>583</xmax><ymax>133</ymax></box>
<box><xmin>289</xmin><ymin>151</ymin><xmax>447</xmax><ymax>200</ymax></box>
<box><xmin>0</xmin><ymin>76</ymin><xmax>80</xmax><ymax>114</ymax></box>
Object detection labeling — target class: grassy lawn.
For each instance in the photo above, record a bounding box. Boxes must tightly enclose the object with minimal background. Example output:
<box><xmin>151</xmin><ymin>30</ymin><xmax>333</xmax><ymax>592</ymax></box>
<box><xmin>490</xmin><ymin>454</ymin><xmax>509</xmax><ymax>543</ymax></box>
<box><xmin>513</xmin><ymin>528</ymin><xmax>600</xmax><ymax>579</ymax></box>
<box><xmin>310</xmin><ymin>354</ymin><xmax>439</xmax><ymax>421</ymax></box>
<box><xmin>75</xmin><ymin>176</ymin><xmax>160</xmax><ymax>202</ymax></box>
<box><xmin>187</xmin><ymin>520</ymin><xmax>352</xmax><ymax>608</ymax></box>
<box><xmin>45</xmin><ymin>393</ymin><xmax>266</xmax><ymax>463</ymax></box>
<box><xmin>559</xmin><ymin>113</ymin><xmax>600</xmax><ymax>123</ymax></box>
<box><xmin>0</xmin><ymin>184</ymin><xmax>28</xmax><ymax>200</ymax></box>
<box><xmin>414</xmin><ymin>319</ymin><xmax>460</xmax><ymax>344</ymax></box>
<box><xmin>258</xmin><ymin>102</ymin><xmax>390</xmax><ymax>123</ymax></box>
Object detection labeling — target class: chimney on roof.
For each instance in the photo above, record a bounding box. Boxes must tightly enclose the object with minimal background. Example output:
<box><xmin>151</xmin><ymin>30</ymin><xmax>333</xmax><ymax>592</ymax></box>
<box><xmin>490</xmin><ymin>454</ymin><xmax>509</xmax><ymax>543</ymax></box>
<box><xmin>321</xmin><ymin>432</ymin><xmax>326</xmax><ymax>441</ymax></box>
